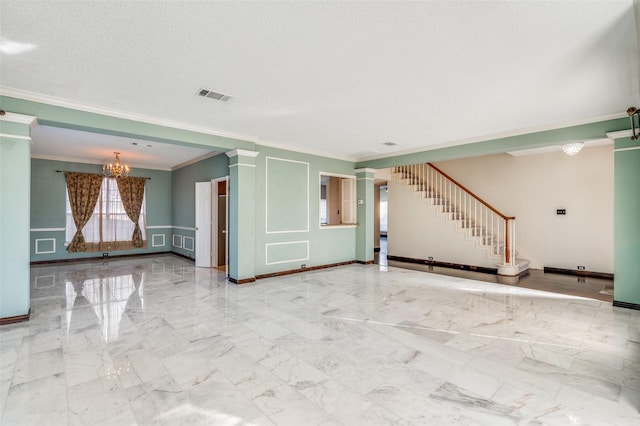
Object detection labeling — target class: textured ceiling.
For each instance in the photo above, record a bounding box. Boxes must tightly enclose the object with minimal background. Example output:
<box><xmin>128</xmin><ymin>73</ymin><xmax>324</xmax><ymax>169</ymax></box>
<box><xmin>1</xmin><ymin>1</ymin><xmax>639</xmax><ymax>165</ymax></box>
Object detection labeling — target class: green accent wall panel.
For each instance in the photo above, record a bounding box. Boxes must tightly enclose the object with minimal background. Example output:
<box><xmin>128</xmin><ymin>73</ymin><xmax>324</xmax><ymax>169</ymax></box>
<box><xmin>266</xmin><ymin>157</ymin><xmax>309</xmax><ymax>233</ymax></box>
<box><xmin>614</xmin><ymin>141</ymin><xmax>640</xmax><ymax>305</ymax></box>
<box><xmin>170</xmin><ymin>229</ymin><xmax>196</xmax><ymax>260</ymax></box>
<box><xmin>254</xmin><ymin>145</ymin><xmax>357</xmax><ymax>276</ymax></box>
<box><xmin>265</xmin><ymin>241</ymin><xmax>309</xmax><ymax>265</ymax></box>
<box><xmin>1</xmin><ymin>134</ymin><xmax>31</xmax><ymax>318</ymax></box>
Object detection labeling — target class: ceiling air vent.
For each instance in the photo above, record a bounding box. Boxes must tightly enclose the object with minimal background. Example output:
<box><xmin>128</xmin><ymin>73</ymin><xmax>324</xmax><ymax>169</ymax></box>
<box><xmin>196</xmin><ymin>88</ymin><xmax>232</xmax><ymax>102</ymax></box>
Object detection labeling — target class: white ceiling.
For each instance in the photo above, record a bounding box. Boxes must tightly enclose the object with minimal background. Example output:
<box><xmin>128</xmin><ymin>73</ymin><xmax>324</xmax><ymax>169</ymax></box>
<box><xmin>1</xmin><ymin>1</ymin><xmax>639</xmax><ymax>167</ymax></box>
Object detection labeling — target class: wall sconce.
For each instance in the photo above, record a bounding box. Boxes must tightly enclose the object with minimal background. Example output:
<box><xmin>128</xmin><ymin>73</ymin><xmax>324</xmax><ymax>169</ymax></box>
<box><xmin>628</xmin><ymin>107</ymin><xmax>640</xmax><ymax>141</ymax></box>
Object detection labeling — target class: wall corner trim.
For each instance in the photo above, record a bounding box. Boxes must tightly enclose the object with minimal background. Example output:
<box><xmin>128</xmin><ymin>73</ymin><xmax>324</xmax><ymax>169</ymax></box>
<box><xmin>354</xmin><ymin>168</ymin><xmax>376</xmax><ymax>174</ymax></box>
<box><xmin>226</xmin><ymin>149</ymin><xmax>259</xmax><ymax>158</ymax></box>
<box><xmin>606</xmin><ymin>130</ymin><xmax>633</xmax><ymax>140</ymax></box>
<box><xmin>0</xmin><ymin>112</ymin><xmax>38</xmax><ymax>126</ymax></box>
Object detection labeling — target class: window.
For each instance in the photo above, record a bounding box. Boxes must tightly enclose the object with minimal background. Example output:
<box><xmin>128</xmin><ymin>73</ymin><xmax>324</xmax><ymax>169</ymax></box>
<box><xmin>320</xmin><ymin>173</ymin><xmax>356</xmax><ymax>226</ymax></box>
<box><xmin>66</xmin><ymin>178</ymin><xmax>146</xmax><ymax>251</ymax></box>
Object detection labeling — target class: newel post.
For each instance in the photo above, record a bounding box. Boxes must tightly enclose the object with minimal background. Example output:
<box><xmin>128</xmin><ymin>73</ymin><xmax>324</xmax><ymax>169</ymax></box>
<box><xmin>504</xmin><ymin>218</ymin><xmax>511</xmax><ymax>265</ymax></box>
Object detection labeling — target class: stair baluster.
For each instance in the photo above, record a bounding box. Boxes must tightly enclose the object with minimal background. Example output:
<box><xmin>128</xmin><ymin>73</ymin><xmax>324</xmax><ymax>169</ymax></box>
<box><xmin>392</xmin><ymin>163</ymin><xmax>517</xmax><ymax>268</ymax></box>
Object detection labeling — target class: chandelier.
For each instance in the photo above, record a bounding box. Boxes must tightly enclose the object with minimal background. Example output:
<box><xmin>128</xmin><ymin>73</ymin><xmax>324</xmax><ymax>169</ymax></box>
<box><xmin>561</xmin><ymin>142</ymin><xmax>584</xmax><ymax>156</ymax></box>
<box><xmin>103</xmin><ymin>152</ymin><xmax>130</xmax><ymax>178</ymax></box>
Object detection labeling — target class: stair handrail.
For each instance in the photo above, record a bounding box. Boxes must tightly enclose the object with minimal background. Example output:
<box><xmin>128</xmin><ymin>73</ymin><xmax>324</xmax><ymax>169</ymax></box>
<box><xmin>394</xmin><ymin>163</ymin><xmax>516</xmax><ymax>266</ymax></box>
<box><xmin>427</xmin><ymin>163</ymin><xmax>515</xmax><ymax>221</ymax></box>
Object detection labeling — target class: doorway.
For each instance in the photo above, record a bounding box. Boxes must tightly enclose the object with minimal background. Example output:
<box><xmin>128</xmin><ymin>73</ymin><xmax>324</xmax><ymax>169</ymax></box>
<box><xmin>195</xmin><ymin>177</ymin><xmax>228</xmax><ymax>274</ymax></box>
<box><xmin>214</xmin><ymin>179</ymin><xmax>228</xmax><ymax>272</ymax></box>
<box><xmin>375</xmin><ymin>182</ymin><xmax>388</xmax><ymax>267</ymax></box>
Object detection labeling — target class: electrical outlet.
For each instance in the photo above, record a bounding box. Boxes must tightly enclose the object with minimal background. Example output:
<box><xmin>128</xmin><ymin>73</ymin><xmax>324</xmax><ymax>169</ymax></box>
<box><xmin>577</xmin><ymin>265</ymin><xmax>586</xmax><ymax>270</ymax></box>
<box><xmin>428</xmin><ymin>256</ymin><xmax>434</xmax><ymax>261</ymax></box>
<box><xmin>102</xmin><ymin>252</ymin><xmax>109</xmax><ymax>258</ymax></box>
<box><xmin>301</xmin><ymin>264</ymin><xmax>307</xmax><ymax>269</ymax></box>
<box><xmin>557</xmin><ymin>209</ymin><xmax>566</xmax><ymax>215</ymax></box>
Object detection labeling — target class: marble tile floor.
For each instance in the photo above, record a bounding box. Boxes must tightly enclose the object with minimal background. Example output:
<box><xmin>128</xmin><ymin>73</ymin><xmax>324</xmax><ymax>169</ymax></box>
<box><xmin>378</xmin><ymin>236</ymin><xmax>614</xmax><ymax>302</ymax></box>
<box><xmin>388</xmin><ymin>262</ymin><xmax>615</xmax><ymax>303</ymax></box>
<box><xmin>1</xmin><ymin>254</ymin><xmax>639</xmax><ymax>425</ymax></box>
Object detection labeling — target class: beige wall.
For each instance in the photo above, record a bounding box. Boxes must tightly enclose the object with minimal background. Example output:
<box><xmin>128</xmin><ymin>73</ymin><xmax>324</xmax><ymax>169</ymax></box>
<box><xmin>429</xmin><ymin>145</ymin><xmax>614</xmax><ymax>272</ymax></box>
<box><xmin>388</xmin><ymin>177</ymin><xmax>500</xmax><ymax>269</ymax></box>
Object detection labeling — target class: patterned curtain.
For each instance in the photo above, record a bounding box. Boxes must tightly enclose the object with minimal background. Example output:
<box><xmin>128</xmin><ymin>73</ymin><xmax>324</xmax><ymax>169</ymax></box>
<box><xmin>65</xmin><ymin>172</ymin><xmax>104</xmax><ymax>252</ymax></box>
<box><xmin>116</xmin><ymin>177</ymin><xmax>147</xmax><ymax>248</ymax></box>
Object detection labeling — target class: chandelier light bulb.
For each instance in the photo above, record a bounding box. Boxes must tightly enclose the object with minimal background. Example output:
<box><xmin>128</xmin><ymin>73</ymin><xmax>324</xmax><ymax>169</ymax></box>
<box><xmin>103</xmin><ymin>152</ymin><xmax>130</xmax><ymax>177</ymax></box>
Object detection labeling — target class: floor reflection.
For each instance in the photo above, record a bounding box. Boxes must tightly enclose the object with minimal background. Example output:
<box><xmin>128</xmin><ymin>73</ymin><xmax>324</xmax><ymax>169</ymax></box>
<box><xmin>8</xmin><ymin>254</ymin><xmax>638</xmax><ymax>425</ymax></box>
<box><xmin>64</xmin><ymin>265</ymin><xmax>145</xmax><ymax>341</ymax></box>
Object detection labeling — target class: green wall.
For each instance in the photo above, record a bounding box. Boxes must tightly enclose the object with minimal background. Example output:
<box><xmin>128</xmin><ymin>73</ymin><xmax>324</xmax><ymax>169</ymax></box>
<box><xmin>170</xmin><ymin>153</ymin><xmax>229</xmax><ymax>259</ymax></box>
<box><xmin>253</xmin><ymin>145</ymin><xmax>357</xmax><ymax>276</ymax></box>
<box><xmin>355</xmin><ymin>169</ymin><xmax>375</xmax><ymax>263</ymax></box>
<box><xmin>1</xmin><ymin>122</ymin><xmax>32</xmax><ymax>319</ymax></box>
<box><xmin>614</xmin><ymin>138</ymin><xmax>640</xmax><ymax>306</ymax></box>
<box><xmin>171</xmin><ymin>145</ymin><xmax>360</xmax><ymax>279</ymax></box>
<box><xmin>5</xmin><ymin>93</ymin><xmax>640</xmax><ymax>309</ymax></box>
<box><xmin>30</xmin><ymin>158</ymin><xmax>173</xmax><ymax>261</ymax></box>
<box><xmin>171</xmin><ymin>154</ymin><xmax>229</xmax><ymax>227</ymax></box>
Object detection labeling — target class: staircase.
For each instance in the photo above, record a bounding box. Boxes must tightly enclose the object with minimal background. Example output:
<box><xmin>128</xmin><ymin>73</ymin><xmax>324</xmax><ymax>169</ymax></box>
<box><xmin>392</xmin><ymin>163</ymin><xmax>529</xmax><ymax>276</ymax></box>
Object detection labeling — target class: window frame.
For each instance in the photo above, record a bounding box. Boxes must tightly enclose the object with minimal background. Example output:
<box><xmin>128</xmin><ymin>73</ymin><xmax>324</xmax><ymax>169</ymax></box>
<box><xmin>65</xmin><ymin>177</ymin><xmax>147</xmax><ymax>250</ymax></box>
<box><xmin>318</xmin><ymin>172</ymin><xmax>357</xmax><ymax>229</ymax></box>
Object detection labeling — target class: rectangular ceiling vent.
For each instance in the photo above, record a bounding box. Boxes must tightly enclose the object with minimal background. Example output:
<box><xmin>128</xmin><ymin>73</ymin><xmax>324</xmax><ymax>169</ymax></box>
<box><xmin>197</xmin><ymin>88</ymin><xmax>232</xmax><ymax>102</ymax></box>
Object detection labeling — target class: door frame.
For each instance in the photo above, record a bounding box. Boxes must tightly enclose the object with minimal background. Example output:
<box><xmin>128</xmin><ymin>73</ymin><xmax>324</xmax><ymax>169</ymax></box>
<box><xmin>211</xmin><ymin>176</ymin><xmax>229</xmax><ymax>276</ymax></box>
<box><xmin>195</xmin><ymin>181</ymin><xmax>212</xmax><ymax>268</ymax></box>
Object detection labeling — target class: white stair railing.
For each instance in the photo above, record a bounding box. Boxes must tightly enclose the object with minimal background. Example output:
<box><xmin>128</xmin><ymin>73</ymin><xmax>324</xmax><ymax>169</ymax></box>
<box><xmin>392</xmin><ymin>163</ymin><xmax>516</xmax><ymax>267</ymax></box>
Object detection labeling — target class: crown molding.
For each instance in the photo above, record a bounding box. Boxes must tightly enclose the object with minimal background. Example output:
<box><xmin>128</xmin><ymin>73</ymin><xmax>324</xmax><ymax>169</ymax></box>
<box><xmin>607</xmin><ymin>129</ymin><xmax>633</xmax><ymax>140</ymax></box>
<box><xmin>0</xmin><ymin>86</ymin><xmax>258</xmax><ymax>143</ymax></box>
<box><xmin>226</xmin><ymin>149</ymin><xmax>260</xmax><ymax>158</ymax></box>
<box><xmin>356</xmin><ymin>112</ymin><xmax>628</xmax><ymax>163</ymax></box>
<box><xmin>252</xmin><ymin>137</ymin><xmax>355</xmax><ymax>162</ymax></box>
<box><xmin>1</xmin><ymin>86</ymin><xmax>360</xmax><ymax>163</ymax></box>
<box><xmin>3</xmin><ymin>87</ymin><xmax>628</xmax><ymax>166</ymax></box>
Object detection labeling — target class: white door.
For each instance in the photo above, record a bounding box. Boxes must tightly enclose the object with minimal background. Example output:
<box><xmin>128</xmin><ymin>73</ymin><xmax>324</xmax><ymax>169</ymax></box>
<box><xmin>195</xmin><ymin>182</ymin><xmax>212</xmax><ymax>267</ymax></box>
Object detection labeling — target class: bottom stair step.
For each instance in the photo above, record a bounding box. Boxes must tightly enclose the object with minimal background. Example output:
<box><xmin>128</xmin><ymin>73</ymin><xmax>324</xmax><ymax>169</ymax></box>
<box><xmin>497</xmin><ymin>258</ymin><xmax>530</xmax><ymax>276</ymax></box>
